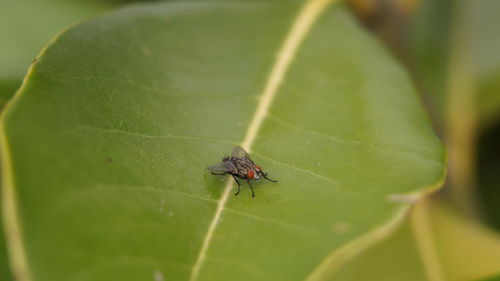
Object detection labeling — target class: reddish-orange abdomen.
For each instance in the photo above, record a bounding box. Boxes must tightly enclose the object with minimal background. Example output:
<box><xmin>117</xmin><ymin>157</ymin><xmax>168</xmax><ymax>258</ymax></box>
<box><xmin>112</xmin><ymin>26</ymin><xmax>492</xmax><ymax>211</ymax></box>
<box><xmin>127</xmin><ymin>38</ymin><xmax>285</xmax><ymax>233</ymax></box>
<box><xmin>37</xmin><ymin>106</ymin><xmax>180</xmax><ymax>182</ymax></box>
<box><xmin>247</xmin><ymin>169</ymin><xmax>255</xmax><ymax>179</ymax></box>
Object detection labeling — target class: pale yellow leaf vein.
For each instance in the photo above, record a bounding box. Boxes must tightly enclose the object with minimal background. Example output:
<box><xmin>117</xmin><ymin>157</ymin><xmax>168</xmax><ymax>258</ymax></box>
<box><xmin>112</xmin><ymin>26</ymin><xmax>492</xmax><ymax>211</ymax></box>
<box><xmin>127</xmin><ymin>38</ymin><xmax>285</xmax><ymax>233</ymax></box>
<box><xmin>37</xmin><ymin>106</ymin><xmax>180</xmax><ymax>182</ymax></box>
<box><xmin>188</xmin><ymin>0</ymin><xmax>334</xmax><ymax>280</ymax></box>
<box><xmin>1</xmin><ymin>132</ymin><xmax>32</xmax><ymax>281</ymax></box>
<box><xmin>411</xmin><ymin>199</ymin><xmax>446</xmax><ymax>281</ymax></box>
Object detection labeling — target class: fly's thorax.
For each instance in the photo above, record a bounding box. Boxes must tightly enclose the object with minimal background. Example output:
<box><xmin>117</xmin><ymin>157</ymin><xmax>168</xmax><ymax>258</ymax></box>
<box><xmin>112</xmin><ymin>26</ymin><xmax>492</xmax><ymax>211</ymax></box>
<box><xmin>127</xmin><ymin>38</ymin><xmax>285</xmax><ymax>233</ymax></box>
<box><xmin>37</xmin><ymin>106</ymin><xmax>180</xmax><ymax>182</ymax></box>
<box><xmin>227</xmin><ymin>157</ymin><xmax>259</xmax><ymax>179</ymax></box>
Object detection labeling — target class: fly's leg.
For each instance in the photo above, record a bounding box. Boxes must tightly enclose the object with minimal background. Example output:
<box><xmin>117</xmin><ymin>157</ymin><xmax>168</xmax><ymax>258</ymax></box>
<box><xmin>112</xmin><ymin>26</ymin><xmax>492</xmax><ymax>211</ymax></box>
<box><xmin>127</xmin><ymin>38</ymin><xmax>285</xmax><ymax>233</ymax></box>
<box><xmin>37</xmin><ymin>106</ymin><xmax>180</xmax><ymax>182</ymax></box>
<box><xmin>247</xmin><ymin>179</ymin><xmax>255</xmax><ymax>198</ymax></box>
<box><xmin>232</xmin><ymin>175</ymin><xmax>241</xmax><ymax>196</ymax></box>
<box><xmin>262</xmin><ymin>172</ymin><xmax>278</xmax><ymax>183</ymax></box>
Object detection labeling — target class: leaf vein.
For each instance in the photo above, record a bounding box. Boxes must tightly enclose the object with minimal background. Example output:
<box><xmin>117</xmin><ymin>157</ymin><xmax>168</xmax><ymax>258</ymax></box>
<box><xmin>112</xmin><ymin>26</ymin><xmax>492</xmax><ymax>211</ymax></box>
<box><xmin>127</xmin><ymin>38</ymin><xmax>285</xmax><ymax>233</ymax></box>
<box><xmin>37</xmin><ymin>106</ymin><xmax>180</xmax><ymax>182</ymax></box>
<box><xmin>188</xmin><ymin>1</ymin><xmax>335</xmax><ymax>280</ymax></box>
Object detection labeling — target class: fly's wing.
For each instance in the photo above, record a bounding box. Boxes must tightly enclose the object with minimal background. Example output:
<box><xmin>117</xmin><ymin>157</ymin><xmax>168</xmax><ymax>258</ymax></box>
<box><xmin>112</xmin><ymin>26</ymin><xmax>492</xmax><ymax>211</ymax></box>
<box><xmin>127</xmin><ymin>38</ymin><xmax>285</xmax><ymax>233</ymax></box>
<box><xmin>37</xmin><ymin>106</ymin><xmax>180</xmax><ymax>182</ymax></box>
<box><xmin>207</xmin><ymin>162</ymin><xmax>228</xmax><ymax>172</ymax></box>
<box><xmin>231</xmin><ymin>146</ymin><xmax>251</xmax><ymax>160</ymax></box>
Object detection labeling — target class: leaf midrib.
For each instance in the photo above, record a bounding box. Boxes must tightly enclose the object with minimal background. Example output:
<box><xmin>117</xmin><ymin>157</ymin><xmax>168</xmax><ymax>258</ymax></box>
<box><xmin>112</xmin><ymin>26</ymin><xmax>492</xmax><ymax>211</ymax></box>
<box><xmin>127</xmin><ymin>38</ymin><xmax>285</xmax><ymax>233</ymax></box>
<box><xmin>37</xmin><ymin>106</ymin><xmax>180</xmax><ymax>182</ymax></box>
<box><xmin>187</xmin><ymin>0</ymin><xmax>336</xmax><ymax>280</ymax></box>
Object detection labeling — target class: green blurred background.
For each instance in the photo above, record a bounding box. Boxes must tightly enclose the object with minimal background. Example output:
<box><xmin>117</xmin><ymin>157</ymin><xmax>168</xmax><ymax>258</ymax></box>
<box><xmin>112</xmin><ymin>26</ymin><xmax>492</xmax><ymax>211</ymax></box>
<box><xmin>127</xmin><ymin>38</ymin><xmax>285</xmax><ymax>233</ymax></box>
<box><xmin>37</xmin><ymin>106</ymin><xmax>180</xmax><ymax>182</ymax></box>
<box><xmin>347</xmin><ymin>0</ymin><xmax>500</xmax><ymax>227</ymax></box>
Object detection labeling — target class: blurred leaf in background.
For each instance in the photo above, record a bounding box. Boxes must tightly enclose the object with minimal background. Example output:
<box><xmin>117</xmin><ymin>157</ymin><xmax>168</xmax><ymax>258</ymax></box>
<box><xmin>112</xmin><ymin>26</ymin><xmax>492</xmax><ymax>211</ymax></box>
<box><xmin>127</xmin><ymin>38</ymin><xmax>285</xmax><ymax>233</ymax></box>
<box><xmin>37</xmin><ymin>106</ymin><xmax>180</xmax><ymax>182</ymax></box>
<box><xmin>478</xmin><ymin>127</ymin><xmax>500</xmax><ymax>230</ymax></box>
<box><xmin>479</xmin><ymin>276</ymin><xmax>500</xmax><ymax>281</ymax></box>
<box><xmin>410</xmin><ymin>0</ymin><xmax>500</xmax><ymax>227</ymax></box>
<box><xmin>329</xmin><ymin>199</ymin><xmax>500</xmax><ymax>281</ymax></box>
<box><xmin>468</xmin><ymin>0</ymin><xmax>500</xmax><ymax>231</ymax></box>
<box><xmin>0</xmin><ymin>0</ymin><xmax>114</xmax><ymax>101</ymax></box>
<box><xmin>408</xmin><ymin>0</ymin><xmax>453</xmax><ymax>131</ymax></box>
<box><xmin>442</xmin><ymin>0</ymin><xmax>500</xmax><ymax>217</ymax></box>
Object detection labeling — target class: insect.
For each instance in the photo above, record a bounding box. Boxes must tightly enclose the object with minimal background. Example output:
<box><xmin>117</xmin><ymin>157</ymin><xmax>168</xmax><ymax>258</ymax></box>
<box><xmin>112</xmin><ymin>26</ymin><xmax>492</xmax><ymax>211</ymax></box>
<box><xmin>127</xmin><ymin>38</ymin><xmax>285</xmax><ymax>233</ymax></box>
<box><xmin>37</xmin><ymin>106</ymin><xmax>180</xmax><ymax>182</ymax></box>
<box><xmin>208</xmin><ymin>146</ymin><xmax>277</xmax><ymax>197</ymax></box>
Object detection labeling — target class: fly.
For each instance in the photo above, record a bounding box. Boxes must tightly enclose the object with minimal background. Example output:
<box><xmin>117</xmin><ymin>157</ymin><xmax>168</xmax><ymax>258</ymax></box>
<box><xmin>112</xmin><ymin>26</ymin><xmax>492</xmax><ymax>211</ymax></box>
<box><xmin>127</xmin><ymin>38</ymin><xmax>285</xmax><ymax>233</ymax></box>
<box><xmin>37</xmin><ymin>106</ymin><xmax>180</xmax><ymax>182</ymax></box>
<box><xmin>208</xmin><ymin>146</ymin><xmax>277</xmax><ymax>198</ymax></box>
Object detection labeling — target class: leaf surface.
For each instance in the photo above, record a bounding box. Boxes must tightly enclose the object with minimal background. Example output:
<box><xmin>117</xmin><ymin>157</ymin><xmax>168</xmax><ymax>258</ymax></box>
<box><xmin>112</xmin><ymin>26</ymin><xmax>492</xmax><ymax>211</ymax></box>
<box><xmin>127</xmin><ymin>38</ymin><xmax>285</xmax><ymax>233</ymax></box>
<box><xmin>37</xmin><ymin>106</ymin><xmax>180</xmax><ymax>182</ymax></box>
<box><xmin>1</xmin><ymin>1</ymin><xmax>445</xmax><ymax>280</ymax></box>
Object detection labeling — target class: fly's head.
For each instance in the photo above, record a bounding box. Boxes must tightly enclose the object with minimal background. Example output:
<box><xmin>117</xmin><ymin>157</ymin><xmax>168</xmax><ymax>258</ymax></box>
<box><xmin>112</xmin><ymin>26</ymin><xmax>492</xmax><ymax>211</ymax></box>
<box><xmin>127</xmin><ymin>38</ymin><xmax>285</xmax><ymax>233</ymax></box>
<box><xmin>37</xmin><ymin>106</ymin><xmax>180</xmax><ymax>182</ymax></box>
<box><xmin>253</xmin><ymin>166</ymin><xmax>263</xmax><ymax>180</ymax></box>
<box><xmin>252</xmin><ymin>165</ymin><xmax>263</xmax><ymax>179</ymax></box>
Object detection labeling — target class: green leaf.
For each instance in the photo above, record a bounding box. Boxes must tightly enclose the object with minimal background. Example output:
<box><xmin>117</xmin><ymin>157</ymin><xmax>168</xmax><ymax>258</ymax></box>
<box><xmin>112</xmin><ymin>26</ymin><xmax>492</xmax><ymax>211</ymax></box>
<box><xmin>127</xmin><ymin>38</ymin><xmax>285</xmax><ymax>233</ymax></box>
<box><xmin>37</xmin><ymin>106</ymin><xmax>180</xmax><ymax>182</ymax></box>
<box><xmin>409</xmin><ymin>0</ymin><xmax>453</xmax><ymax>130</ymax></box>
<box><xmin>0</xmin><ymin>200</ymin><xmax>13</xmax><ymax>281</ymax></box>
<box><xmin>1</xmin><ymin>1</ymin><xmax>445</xmax><ymax>280</ymax></box>
<box><xmin>464</xmin><ymin>0</ymin><xmax>500</xmax><ymax>128</ymax></box>
<box><xmin>329</xmin><ymin>199</ymin><xmax>500</xmax><ymax>281</ymax></box>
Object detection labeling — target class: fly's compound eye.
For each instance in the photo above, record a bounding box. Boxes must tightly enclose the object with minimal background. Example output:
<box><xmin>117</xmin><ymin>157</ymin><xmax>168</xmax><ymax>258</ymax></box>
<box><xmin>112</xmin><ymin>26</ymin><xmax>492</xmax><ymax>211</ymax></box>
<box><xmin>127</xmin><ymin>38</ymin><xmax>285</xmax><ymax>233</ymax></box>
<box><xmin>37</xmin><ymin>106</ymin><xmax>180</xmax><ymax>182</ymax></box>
<box><xmin>247</xmin><ymin>169</ymin><xmax>255</xmax><ymax>179</ymax></box>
